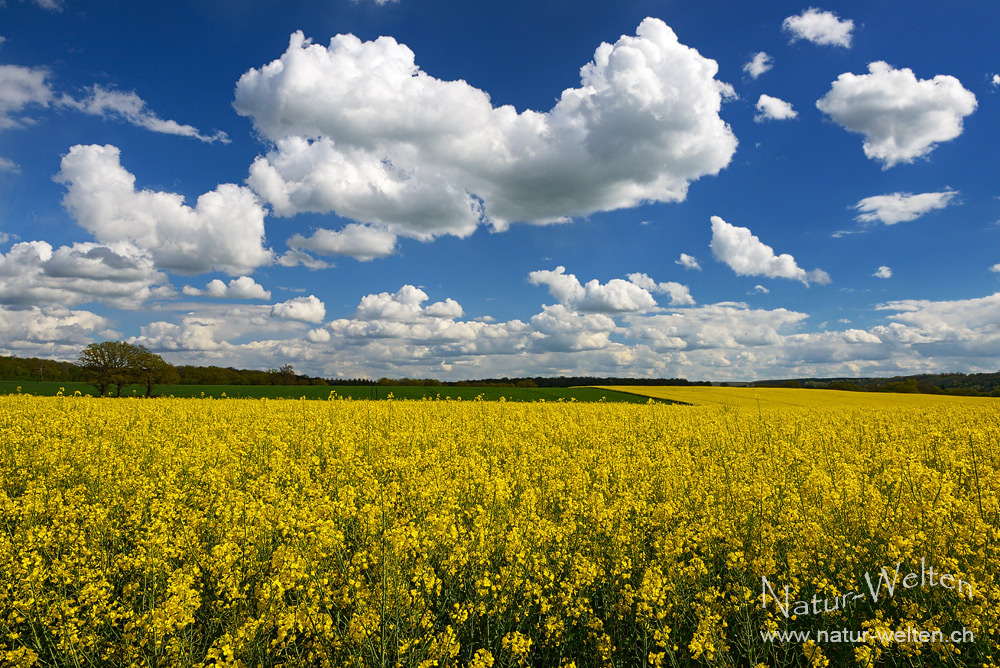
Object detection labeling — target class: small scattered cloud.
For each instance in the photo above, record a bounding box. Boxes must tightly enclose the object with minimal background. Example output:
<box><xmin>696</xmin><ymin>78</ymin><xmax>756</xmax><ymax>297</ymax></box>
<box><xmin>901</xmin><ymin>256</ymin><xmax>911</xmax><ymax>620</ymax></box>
<box><xmin>743</xmin><ymin>52</ymin><xmax>773</xmax><ymax>79</ymax></box>
<box><xmin>990</xmin><ymin>264</ymin><xmax>1000</xmax><ymax>274</ymax></box>
<box><xmin>782</xmin><ymin>8</ymin><xmax>854</xmax><ymax>48</ymax></box>
<box><xmin>816</xmin><ymin>62</ymin><xmax>977</xmax><ymax>168</ymax></box>
<box><xmin>1</xmin><ymin>66</ymin><xmax>227</xmax><ymax>142</ymax></box>
<box><xmin>676</xmin><ymin>253</ymin><xmax>701</xmax><ymax>271</ymax></box>
<box><xmin>62</xmin><ymin>86</ymin><xmax>229</xmax><ymax>143</ymax></box>
<box><xmin>992</xmin><ymin>74</ymin><xmax>1000</xmax><ymax>88</ymax></box>
<box><xmin>752</xmin><ymin>285</ymin><xmax>769</xmax><ymax>294</ymax></box>
<box><xmin>755</xmin><ymin>94</ymin><xmax>797</xmax><ymax>122</ymax></box>
<box><xmin>271</xmin><ymin>295</ymin><xmax>326</xmax><ymax>323</ymax></box>
<box><xmin>276</xmin><ymin>249</ymin><xmax>333</xmax><ymax>270</ymax></box>
<box><xmin>33</xmin><ymin>0</ymin><xmax>66</xmax><ymax>11</ymax></box>
<box><xmin>182</xmin><ymin>276</ymin><xmax>271</xmax><ymax>299</ymax></box>
<box><xmin>710</xmin><ymin>216</ymin><xmax>830</xmax><ymax>285</ymax></box>
<box><xmin>0</xmin><ymin>64</ymin><xmax>54</xmax><ymax>129</ymax></box>
<box><xmin>626</xmin><ymin>272</ymin><xmax>695</xmax><ymax>306</ymax></box>
<box><xmin>0</xmin><ymin>156</ymin><xmax>20</xmax><ymax>174</ymax></box>
<box><xmin>853</xmin><ymin>189</ymin><xmax>958</xmax><ymax>225</ymax></box>
<box><xmin>873</xmin><ymin>266</ymin><xmax>892</xmax><ymax>279</ymax></box>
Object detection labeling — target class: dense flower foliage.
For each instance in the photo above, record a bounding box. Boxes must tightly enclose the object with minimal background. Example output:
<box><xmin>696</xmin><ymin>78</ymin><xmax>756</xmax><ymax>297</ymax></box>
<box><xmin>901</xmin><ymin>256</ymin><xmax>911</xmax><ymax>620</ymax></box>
<box><xmin>1</xmin><ymin>392</ymin><xmax>997</xmax><ymax>666</ymax></box>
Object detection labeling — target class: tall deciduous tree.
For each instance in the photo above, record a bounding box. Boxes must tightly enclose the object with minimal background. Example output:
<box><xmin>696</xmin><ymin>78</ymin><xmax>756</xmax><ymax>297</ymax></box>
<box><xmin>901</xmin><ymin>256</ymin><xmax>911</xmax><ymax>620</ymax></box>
<box><xmin>78</xmin><ymin>341</ymin><xmax>175</xmax><ymax>397</ymax></box>
<box><xmin>78</xmin><ymin>341</ymin><xmax>133</xmax><ymax>396</ymax></box>
<box><xmin>131</xmin><ymin>345</ymin><xmax>178</xmax><ymax>397</ymax></box>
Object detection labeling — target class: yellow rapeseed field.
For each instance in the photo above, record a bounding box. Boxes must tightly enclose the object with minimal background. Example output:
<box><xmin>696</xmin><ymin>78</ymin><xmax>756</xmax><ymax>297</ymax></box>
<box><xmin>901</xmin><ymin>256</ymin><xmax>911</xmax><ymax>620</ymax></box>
<box><xmin>0</xmin><ymin>391</ymin><xmax>997</xmax><ymax>667</ymax></box>
<box><xmin>601</xmin><ymin>385</ymin><xmax>1000</xmax><ymax>409</ymax></box>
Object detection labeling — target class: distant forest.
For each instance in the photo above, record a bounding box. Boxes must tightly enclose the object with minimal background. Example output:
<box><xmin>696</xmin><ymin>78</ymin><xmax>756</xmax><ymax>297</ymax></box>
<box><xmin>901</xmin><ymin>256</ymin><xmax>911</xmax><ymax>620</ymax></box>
<box><xmin>750</xmin><ymin>374</ymin><xmax>1000</xmax><ymax>397</ymax></box>
<box><xmin>0</xmin><ymin>354</ymin><xmax>703</xmax><ymax>388</ymax></box>
<box><xmin>1</xmin><ymin>353</ymin><xmax>999</xmax><ymax>395</ymax></box>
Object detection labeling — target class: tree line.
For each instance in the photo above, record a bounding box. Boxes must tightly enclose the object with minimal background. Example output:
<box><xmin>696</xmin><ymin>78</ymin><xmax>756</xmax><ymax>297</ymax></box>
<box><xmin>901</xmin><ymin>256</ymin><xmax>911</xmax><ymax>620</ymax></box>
<box><xmin>74</xmin><ymin>345</ymin><xmax>333</xmax><ymax>395</ymax></box>
<box><xmin>6</xmin><ymin>347</ymin><xmax>999</xmax><ymax>397</ymax></box>
<box><xmin>754</xmin><ymin>374</ymin><xmax>1000</xmax><ymax>397</ymax></box>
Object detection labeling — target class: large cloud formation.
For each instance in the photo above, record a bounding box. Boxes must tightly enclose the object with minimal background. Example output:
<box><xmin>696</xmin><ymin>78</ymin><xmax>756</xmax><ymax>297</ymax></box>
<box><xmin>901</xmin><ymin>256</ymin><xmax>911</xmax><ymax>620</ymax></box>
<box><xmin>83</xmin><ymin>275</ymin><xmax>1000</xmax><ymax>383</ymax></box>
<box><xmin>0</xmin><ymin>240</ymin><xmax>169</xmax><ymax>308</ymax></box>
<box><xmin>234</xmin><ymin>18</ymin><xmax>737</xmax><ymax>248</ymax></box>
<box><xmin>816</xmin><ymin>62</ymin><xmax>977</xmax><ymax>168</ymax></box>
<box><xmin>57</xmin><ymin>144</ymin><xmax>273</xmax><ymax>275</ymax></box>
<box><xmin>0</xmin><ymin>305</ymin><xmax>111</xmax><ymax>358</ymax></box>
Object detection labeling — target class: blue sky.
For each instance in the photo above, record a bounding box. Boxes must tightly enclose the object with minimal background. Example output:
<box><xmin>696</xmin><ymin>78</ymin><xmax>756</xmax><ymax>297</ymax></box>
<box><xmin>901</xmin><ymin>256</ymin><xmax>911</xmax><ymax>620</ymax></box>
<box><xmin>1</xmin><ymin>0</ymin><xmax>999</xmax><ymax>381</ymax></box>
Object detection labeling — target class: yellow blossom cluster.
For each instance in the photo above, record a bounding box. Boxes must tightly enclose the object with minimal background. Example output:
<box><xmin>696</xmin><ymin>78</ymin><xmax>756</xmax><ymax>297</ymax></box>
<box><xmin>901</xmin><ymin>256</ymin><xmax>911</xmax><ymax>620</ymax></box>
<box><xmin>0</xmin><ymin>392</ymin><xmax>997</xmax><ymax>666</ymax></box>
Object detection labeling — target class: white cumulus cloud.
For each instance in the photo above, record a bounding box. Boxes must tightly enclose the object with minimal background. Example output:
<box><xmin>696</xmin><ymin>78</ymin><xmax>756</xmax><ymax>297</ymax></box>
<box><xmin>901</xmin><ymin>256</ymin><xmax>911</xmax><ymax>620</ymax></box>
<box><xmin>755</xmin><ymin>94</ymin><xmax>797</xmax><ymax>122</ymax></box>
<box><xmin>816</xmin><ymin>62</ymin><xmax>977</xmax><ymax>168</ymax></box>
<box><xmin>873</xmin><ymin>266</ymin><xmax>892</xmax><ymax>279</ymax></box>
<box><xmin>782</xmin><ymin>8</ymin><xmax>854</xmax><ymax>47</ymax></box>
<box><xmin>0</xmin><ymin>240</ymin><xmax>169</xmax><ymax>308</ymax></box>
<box><xmin>853</xmin><ymin>190</ymin><xmax>958</xmax><ymax>225</ymax></box>
<box><xmin>625</xmin><ymin>302</ymin><xmax>807</xmax><ymax>351</ymax></box>
<box><xmin>676</xmin><ymin>253</ymin><xmax>701</xmax><ymax>270</ymax></box>
<box><xmin>710</xmin><ymin>216</ymin><xmax>830</xmax><ymax>285</ymax></box>
<box><xmin>529</xmin><ymin>267</ymin><xmax>694</xmax><ymax>311</ymax></box>
<box><xmin>529</xmin><ymin>266</ymin><xmax>657</xmax><ymax>313</ymax></box>
<box><xmin>271</xmin><ymin>295</ymin><xmax>326</xmax><ymax>323</ymax></box>
<box><xmin>530</xmin><ymin>304</ymin><xmax>618</xmax><ymax>352</ymax></box>
<box><xmin>626</xmin><ymin>272</ymin><xmax>695</xmax><ymax>306</ymax></box>
<box><xmin>873</xmin><ymin>293</ymin><xmax>1000</xmax><ymax>360</ymax></box>
<box><xmin>353</xmin><ymin>285</ymin><xmax>463</xmax><ymax>323</ymax></box>
<box><xmin>0</xmin><ymin>305</ymin><xmax>109</xmax><ymax>353</ymax></box>
<box><xmin>234</xmin><ymin>19</ymin><xmax>737</xmax><ymax>240</ymax></box>
<box><xmin>287</xmin><ymin>223</ymin><xmax>397</xmax><ymax>261</ymax></box>
<box><xmin>56</xmin><ymin>144</ymin><xmax>273</xmax><ymax>275</ymax></box>
<box><xmin>306</xmin><ymin>327</ymin><xmax>331</xmax><ymax>343</ymax></box>
<box><xmin>743</xmin><ymin>52</ymin><xmax>773</xmax><ymax>79</ymax></box>
<box><xmin>182</xmin><ymin>276</ymin><xmax>271</xmax><ymax>299</ymax></box>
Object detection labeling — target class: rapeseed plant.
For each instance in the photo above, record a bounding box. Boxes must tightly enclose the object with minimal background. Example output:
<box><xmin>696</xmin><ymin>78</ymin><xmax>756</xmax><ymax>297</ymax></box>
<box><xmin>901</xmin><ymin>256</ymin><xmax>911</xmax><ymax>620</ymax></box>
<box><xmin>0</xmin><ymin>393</ymin><xmax>996</xmax><ymax>666</ymax></box>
